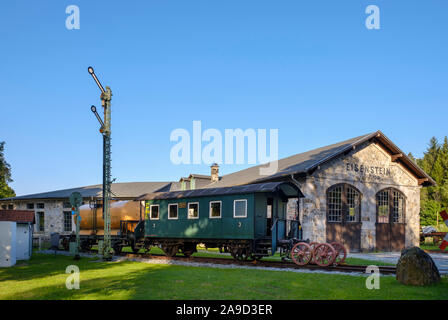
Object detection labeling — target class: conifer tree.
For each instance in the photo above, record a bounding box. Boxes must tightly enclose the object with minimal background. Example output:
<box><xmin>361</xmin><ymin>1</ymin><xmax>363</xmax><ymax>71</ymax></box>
<box><xmin>0</xmin><ymin>141</ymin><xmax>15</xmax><ymax>199</ymax></box>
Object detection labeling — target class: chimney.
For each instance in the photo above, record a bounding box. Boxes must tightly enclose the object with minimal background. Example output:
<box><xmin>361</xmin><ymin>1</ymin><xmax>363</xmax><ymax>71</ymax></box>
<box><xmin>210</xmin><ymin>163</ymin><xmax>219</xmax><ymax>182</ymax></box>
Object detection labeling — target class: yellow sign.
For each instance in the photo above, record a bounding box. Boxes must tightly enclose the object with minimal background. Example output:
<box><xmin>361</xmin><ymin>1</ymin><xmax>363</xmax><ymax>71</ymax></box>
<box><xmin>349</xmin><ymin>207</ymin><xmax>355</xmax><ymax>216</ymax></box>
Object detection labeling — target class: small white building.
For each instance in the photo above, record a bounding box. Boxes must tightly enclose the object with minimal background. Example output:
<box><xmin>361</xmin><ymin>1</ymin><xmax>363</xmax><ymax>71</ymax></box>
<box><xmin>0</xmin><ymin>210</ymin><xmax>35</xmax><ymax>267</ymax></box>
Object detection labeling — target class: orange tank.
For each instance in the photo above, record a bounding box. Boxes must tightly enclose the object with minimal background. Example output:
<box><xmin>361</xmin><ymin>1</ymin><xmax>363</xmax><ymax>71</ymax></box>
<box><xmin>78</xmin><ymin>200</ymin><xmax>142</xmax><ymax>235</ymax></box>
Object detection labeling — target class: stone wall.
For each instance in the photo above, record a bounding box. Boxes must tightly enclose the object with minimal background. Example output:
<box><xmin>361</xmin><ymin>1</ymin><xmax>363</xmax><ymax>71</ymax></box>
<box><xmin>14</xmin><ymin>200</ymin><xmax>75</xmax><ymax>237</ymax></box>
<box><xmin>292</xmin><ymin>141</ymin><xmax>421</xmax><ymax>251</ymax></box>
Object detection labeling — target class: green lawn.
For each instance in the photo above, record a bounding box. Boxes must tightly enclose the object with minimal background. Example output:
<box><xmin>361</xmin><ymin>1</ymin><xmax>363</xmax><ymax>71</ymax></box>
<box><xmin>420</xmin><ymin>244</ymin><xmax>444</xmax><ymax>251</ymax></box>
<box><xmin>0</xmin><ymin>253</ymin><xmax>446</xmax><ymax>300</ymax></box>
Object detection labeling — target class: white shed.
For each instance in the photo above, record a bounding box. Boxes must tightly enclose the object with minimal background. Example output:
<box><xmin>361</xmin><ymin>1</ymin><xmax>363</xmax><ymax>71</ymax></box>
<box><xmin>0</xmin><ymin>210</ymin><xmax>35</xmax><ymax>267</ymax></box>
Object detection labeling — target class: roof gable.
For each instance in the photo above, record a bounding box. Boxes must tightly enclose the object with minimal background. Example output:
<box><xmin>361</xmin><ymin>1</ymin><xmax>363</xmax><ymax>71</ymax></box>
<box><xmin>204</xmin><ymin>131</ymin><xmax>435</xmax><ymax>188</ymax></box>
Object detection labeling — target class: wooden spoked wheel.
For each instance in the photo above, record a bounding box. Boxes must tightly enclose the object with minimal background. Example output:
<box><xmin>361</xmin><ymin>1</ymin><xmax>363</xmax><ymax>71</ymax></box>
<box><xmin>309</xmin><ymin>242</ymin><xmax>319</xmax><ymax>263</ymax></box>
<box><xmin>113</xmin><ymin>243</ymin><xmax>122</xmax><ymax>254</ymax></box>
<box><xmin>162</xmin><ymin>245</ymin><xmax>179</xmax><ymax>257</ymax></box>
<box><xmin>181</xmin><ymin>243</ymin><xmax>196</xmax><ymax>258</ymax></box>
<box><xmin>330</xmin><ymin>242</ymin><xmax>347</xmax><ymax>265</ymax></box>
<box><xmin>291</xmin><ymin>242</ymin><xmax>313</xmax><ymax>266</ymax></box>
<box><xmin>181</xmin><ymin>250</ymin><xmax>194</xmax><ymax>258</ymax></box>
<box><xmin>130</xmin><ymin>240</ymin><xmax>140</xmax><ymax>254</ymax></box>
<box><xmin>230</xmin><ymin>247</ymin><xmax>251</xmax><ymax>261</ymax></box>
<box><xmin>250</xmin><ymin>254</ymin><xmax>263</xmax><ymax>261</ymax></box>
<box><xmin>313</xmin><ymin>243</ymin><xmax>336</xmax><ymax>267</ymax></box>
<box><xmin>80</xmin><ymin>240</ymin><xmax>92</xmax><ymax>252</ymax></box>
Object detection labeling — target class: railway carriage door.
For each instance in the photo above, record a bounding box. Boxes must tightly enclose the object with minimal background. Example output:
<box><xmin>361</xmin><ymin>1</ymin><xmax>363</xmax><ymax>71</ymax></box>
<box><xmin>266</xmin><ymin>198</ymin><xmax>273</xmax><ymax>236</ymax></box>
<box><xmin>255</xmin><ymin>195</ymin><xmax>268</xmax><ymax>238</ymax></box>
<box><xmin>326</xmin><ymin>184</ymin><xmax>362</xmax><ymax>252</ymax></box>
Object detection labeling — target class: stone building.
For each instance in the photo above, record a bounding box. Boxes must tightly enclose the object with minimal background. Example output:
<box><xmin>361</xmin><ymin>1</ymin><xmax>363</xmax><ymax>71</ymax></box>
<box><xmin>202</xmin><ymin>131</ymin><xmax>435</xmax><ymax>252</ymax></box>
<box><xmin>0</xmin><ymin>131</ymin><xmax>434</xmax><ymax>252</ymax></box>
<box><xmin>0</xmin><ymin>182</ymin><xmax>172</xmax><ymax>238</ymax></box>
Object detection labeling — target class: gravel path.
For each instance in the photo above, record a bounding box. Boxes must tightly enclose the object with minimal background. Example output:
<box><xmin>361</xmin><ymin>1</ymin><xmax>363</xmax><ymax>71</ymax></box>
<box><xmin>349</xmin><ymin>252</ymin><xmax>448</xmax><ymax>274</ymax></box>
<box><xmin>38</xmin><ymin>250</ymin><xmax>386</xmax><ymax>277</ymax></box>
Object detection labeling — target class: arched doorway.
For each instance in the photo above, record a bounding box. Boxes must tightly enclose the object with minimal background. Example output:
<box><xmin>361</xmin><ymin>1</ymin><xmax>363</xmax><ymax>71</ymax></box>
<box><xmin>326</xmin><ymin>183</ymin><xmax>362</xmax><ymax>252</ymax></box>
<box><xmin>375</xmin><ymin>188</ymin><xmax>406</xmax><ymax>252</ymax></box>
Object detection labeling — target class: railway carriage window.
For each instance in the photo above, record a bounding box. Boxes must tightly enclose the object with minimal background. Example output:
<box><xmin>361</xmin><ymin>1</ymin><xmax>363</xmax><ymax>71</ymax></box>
<box><xmin>188</xmin><ymin>202</ymin><xmax>199</xmax><ymax>219</ymax></box>
<box><xmin>327</xmin><ymin>184</ymin><xmax>361</xmax><ymax>223</ymax></box>
<box><xmin>168</xmin><ymin>204</ymin><xmax>178</xmax><ymax>219</ymax></box>
<box><xmin>209</xmin><ymin>201</ymin><xmax>221</xmax><ymax>218</ymax></box>
<box><xmin>233</xmin><ymin>199</ymin><xmax>247</xmax><ymax>218</ymax></box>
<box><xmin>376</xmin><ymin>188</ymin><xmax>405</xmax><ymax>224</ymax></box>
<box><xmin>150</xmin><ymin>205</ymin><xmax>159</xmax><ymax>220</ymax></box>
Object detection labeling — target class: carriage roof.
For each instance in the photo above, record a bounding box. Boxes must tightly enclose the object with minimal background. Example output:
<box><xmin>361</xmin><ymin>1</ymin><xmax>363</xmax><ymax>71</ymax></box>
<box><xmin>135</xmin><ymin>181</ymin><xmax>304</xmax><ymax>201</ymax></box>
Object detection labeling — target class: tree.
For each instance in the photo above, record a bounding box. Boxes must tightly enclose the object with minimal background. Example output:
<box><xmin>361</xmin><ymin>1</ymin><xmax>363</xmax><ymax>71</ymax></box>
<box><xmin>0</xmin><ymin>141</ymin><xmax>15</xmax><ymax>199</ymax></box>
<box><xmin>417</xmin><ymin>136</ymin><xmax>448</xmax><ymax>227</ymax></box>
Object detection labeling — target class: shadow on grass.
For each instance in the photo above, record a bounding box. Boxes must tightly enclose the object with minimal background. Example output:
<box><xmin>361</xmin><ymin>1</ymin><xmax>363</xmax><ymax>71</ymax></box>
<box><xmin>0</xmin><ymin>253</ymin><xmax>125</xmax><ymax>282</ymax></box>
<box><xmin>2</xmin><ymin>253</ymin><xmax>448</xmax><ymax>300</ymax></box>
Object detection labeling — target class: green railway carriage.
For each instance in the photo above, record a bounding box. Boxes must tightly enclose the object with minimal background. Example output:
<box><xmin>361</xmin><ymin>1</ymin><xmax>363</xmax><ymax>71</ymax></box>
<box><xmin>135</xmin><ymin>181</ymin><xmax>304</xmax><ymax>260</ymax></box>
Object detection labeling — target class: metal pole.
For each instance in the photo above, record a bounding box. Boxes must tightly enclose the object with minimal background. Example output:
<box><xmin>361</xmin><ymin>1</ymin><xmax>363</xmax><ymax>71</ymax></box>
<box><xmin>102</xmin><ymin>87</ymin><xmax>112</xmax><ymax>261</ymax></box>
<box><xmin>88</xmin><ymin>66</ymin><xmax>113</xmax><ymax>261</ymax></box>
<box><xmin>74</xmin><ymin>207</ymin><xmax>80</xmax><ymax>260</ymax></box>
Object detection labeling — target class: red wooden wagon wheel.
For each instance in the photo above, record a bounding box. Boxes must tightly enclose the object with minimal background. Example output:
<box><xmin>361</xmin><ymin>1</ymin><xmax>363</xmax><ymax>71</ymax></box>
<box><xmin>291</xmin><ymin>242</ymin><xmax>313</xmax><ymax>266</ymax></box>
<box><xmin>313</xmin><ymin>243</ymin><xmax>336</xmax><ymax>267</ymax></box>
<box><xmin>330</xmin><ymin>242</ymin><xmax>347</xmax><ymax>265</ymax></box>
<box><xmin>309</xmin><ymin>242</ymin><xmax>319</xmax><ymax>263</ymax></box>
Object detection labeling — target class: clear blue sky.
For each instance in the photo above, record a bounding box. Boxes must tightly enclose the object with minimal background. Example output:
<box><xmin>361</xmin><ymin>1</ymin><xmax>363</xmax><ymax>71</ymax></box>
<box><xmin>1</xmin><ymin>1</ymin><xmax>447</xmax><ymax>196</ymax></box>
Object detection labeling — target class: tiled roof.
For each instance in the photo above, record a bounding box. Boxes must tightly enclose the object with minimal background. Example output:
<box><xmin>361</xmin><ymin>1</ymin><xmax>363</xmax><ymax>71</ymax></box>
<box><xmin>0</xmin><ymin>182</ymin><xmax>173</xmax><ymax>201</ymax></box>
<box><xmin>0</xmin><ymin>210</ymin><xmax>35</xmax><ymax>223</ymax></box>
<box><xmin>137</xmin><ymin>181</ymin><xmax>304</xmax><ymax>200</ymax></box>
<box><xmin>203</xmin><ymin>131</ymin><xmax>435</xmax><ymax>188</ymax></box>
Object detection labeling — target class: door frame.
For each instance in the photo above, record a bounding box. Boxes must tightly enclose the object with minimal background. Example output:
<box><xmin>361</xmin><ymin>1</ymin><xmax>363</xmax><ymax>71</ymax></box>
<box><xmin>326</xmin><ymin>183</ymin><xmax>362</xmax><ymax>252</ymax></box>
<box><xmin>375</xmin><ymin>188</ymin><xmax>406</xmax><ymax>252</ymax></box>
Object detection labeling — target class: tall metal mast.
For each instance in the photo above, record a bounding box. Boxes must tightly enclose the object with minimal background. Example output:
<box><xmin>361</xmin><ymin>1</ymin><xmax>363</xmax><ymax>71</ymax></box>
<box><xmin>88</xmin><ymin>66</ymin><xmax>113</xmax><ymax>261</ymax></box>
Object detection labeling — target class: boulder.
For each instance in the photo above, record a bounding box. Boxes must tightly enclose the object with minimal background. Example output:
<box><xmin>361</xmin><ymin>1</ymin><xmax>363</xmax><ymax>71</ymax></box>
<box><xmin>396</xmin><ymin>246</ymin><xmax>440</xmax><ymax>286</ymax></box>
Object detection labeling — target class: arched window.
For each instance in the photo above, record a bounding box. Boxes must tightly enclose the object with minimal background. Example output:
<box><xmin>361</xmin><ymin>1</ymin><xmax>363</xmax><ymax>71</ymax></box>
<box><xmin>376</xmin><ymin>188</ymin><xmax>405</xmax><ymax>224</ymax></box>
<box><xmin>327</xmin><ymin>184</ymin><xmax>361</xmax><ymax>223</ymax></box>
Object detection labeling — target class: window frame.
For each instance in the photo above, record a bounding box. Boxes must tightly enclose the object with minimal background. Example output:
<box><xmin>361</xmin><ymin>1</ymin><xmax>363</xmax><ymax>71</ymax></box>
<box><xmin>63</xmin><ymin>202</ymin><xmax>72</xmax><ymax>209</ymax></box>
<box><xmin>63</xmin><ymin>211</ymin><xmax>72</xmax><ymax>232</ymax></box>
<box><xmin>326</xmin><ymin>183</ymin><xmax>362</xmax><ymax>223</ymax></box>
<box><xmin>37</xmin><ymin>211</ymin><xmax>45</xmax><ymax>232</ymax></box>
<box><xmin>209</xmin><ymin>201</ymin><xmax>222</xmax><ymax>219</ymax></box>
<box><xmin>233</xmin><ymin>199</ymin><xmax>247</xmax><ymax>218</ymax></box>
<box><xmin>376</xmin><ymin>188</ymin><xmax>406</xmax><ymax>224</ymax></box>
<box><xmin>187</xmin><ymin>202</ymin><xmax>199</xmax><ymax>219</ymax></box>
<box><xmin>168</xmin><ymin>203</ymin><xmax>179</xmax><ymax>220</ymax></box>
<box><xmin>149</xmin><ymin>204</ymin><xmax>160</xmax><ymax>220</ymax></box>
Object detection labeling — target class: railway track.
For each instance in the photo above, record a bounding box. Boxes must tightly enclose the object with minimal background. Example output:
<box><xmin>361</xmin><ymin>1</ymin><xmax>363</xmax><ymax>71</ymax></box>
<box><xmin>111</xmin><ymin>251</ymin><xmax>397</xmax><ymax>275</ymax></box>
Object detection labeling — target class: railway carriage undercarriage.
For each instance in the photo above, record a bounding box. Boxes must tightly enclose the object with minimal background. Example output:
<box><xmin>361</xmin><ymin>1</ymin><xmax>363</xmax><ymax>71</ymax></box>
<box><xmin>60</xmin><ymin>182</ymin><xmax>347</xmax><ymax>267</ymax></box>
